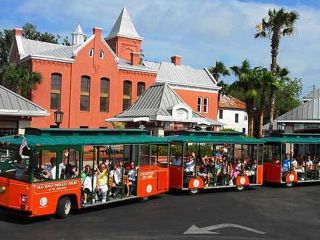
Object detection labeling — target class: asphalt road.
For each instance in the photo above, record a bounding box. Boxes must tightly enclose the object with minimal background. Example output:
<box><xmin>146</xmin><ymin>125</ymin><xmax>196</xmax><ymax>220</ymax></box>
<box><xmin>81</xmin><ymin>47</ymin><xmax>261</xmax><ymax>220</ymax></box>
<box><xmin>1</xmin><ymin>184</ymin><xmax>320</xmax><ymax>240</ymax></box>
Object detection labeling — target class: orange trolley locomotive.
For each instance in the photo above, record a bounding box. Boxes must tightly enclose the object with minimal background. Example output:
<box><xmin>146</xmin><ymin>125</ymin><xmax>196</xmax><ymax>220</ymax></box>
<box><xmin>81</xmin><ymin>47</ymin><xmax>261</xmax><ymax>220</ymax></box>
<box><xmin>0</xmin><ymin>128</ymin><xmax>169</xmax><ymax>218</ymax></box>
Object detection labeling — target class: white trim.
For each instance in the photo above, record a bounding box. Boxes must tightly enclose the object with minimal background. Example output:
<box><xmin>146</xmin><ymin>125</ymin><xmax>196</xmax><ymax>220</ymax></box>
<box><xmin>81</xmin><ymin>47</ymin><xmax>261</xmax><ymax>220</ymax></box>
<box><xmin>89</xmin><ymin>48</ymin><xmax>94</xmax><ymax>57</ymax></box>
<box><xmin>118</xmin><ymin>65</ymin><xmax>158</xmax><ymax>74</ymax></box>
<box><xmin>197</xmin><ymin>97</ymin><xmax>202</xmax><ymax>113</ymax></box>
<box><xmin>277</xmin><ymin>120</ymin><xmax>320</xmax><ymax>123</ymax></box>
<box><xmin>21</xmin><ymin>54</ymin><xmax>75</xmax><ymax>63</ymax></box>
<box><xmin>16</xmin><ymin>36</ymin><xmax>25</xmax><ymax>56</ymax></box>
<box><xmin>204</xmin><ymin>67</ymin><xmax>217</xmax><ymax>85</ymax></box>
<box><xmin>133</xmin><ymin>117</ymin><xmax>150</xmax><ymax>122</ymax></box>
<box><xmin>163</xmin><ymin>82</ymin><xmax>220</xmax><ymax>93</ymax></box>
<box><xmin>0</xmin><ymin>109</ymin><xmax>49</xmax><ymax>117</ymax></box>
<box><xmin>203</xmin><ymin>97</ymin><xmax>209</xmax><ymax>113</ymax></box>
<box><xmin>73</xmin><ymin>35</ymin><xmax>95</xmax><ymax>57</ymax></box>
<box><xmin>105</xmin><ymin>33</ymin><xmax>143</xmax><ymax>41</ymax></box>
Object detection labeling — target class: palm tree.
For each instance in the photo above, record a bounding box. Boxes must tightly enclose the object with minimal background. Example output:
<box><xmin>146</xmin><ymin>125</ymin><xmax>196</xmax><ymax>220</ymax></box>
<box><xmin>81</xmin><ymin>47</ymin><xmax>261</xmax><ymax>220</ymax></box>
<box><xmin>208</xmin><ymin>61</ymin><xmax>230</xmax><ymax>82</ymax></box>
<box><xmin>255</xmin><ymin>8</ymin><xmax>299</xmax><ymax>132</ymax></box>
<box><xmin>230</xmin><ymin>60</ymin><xmax>260</xmax><ymax>137</ymax></box>
<box><xmin>0</xmin><ymin>63</ymin><xmax>42</xmax><ymax>99</ymax></box>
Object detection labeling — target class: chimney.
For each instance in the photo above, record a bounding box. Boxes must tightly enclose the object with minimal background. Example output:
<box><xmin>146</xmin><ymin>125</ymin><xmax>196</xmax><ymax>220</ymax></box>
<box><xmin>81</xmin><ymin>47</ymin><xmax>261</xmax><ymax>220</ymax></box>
<box><xmin>92</xmin><ymin>27</ymin><xmax>102</xmax><ymax>36</ymax></box>
<box><xmin>171</xmin><ymin>55</ymin><xmax>181</xmax><ymax>66</ymax></box>
<box><xmin>130</xmin><ymin>52</ymin><xmax>140</xmax><ymax>65</ymax></box>
<box><xmin>14</xmin><ymin>28</ymin><xmax>23</xmax><ymax>36</ymax></box>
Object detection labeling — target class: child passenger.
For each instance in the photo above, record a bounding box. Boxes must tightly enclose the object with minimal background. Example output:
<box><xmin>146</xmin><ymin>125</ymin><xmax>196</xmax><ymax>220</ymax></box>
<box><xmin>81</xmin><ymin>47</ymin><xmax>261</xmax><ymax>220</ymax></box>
<box><xmin>82</xmin><ymin>169</ymin><xmax>97</xmax><ymax>206</ymax></box>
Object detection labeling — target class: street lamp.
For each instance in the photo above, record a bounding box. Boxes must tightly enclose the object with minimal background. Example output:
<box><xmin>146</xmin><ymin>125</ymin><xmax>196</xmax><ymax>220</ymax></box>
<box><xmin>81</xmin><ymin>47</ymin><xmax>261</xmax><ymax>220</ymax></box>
<box><xmin>54</xmin><ymin>108</ymin><xmax>64</xmax><ymax>128</ymax></box>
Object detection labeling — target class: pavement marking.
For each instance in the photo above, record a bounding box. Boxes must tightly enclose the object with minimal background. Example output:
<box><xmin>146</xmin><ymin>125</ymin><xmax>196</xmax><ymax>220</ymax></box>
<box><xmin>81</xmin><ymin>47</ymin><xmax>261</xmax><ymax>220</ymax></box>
<box><xmin>183</xmin><ymin>223</ymin><xmax>266</xmax><ymax>235</ymax></box>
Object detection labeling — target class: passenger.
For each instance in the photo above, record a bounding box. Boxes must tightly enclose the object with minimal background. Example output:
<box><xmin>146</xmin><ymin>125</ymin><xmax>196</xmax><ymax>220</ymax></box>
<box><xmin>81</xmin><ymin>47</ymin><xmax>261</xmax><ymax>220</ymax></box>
<box><xmin>48</xmin><ymin>157</ymin><xmax>57</xmax><ymax>179</ymax></box>
<box><xmin>95</xmin><ymin>163</ymin><xmax>108</xmax><ymax>203</ymax></box>
<box><xmin>306</xmin><ymin>155</ymin><xmax>313</xmax><ymax>171</ymax></box>
<box><xmin>292</xmin><ymin>157</ymin><xmax>304</xmax><ymax>180</ymax></box>
<box><xmin>82</xmin><ymin>169</ymin><xmax>97</xmax><ymax>206</ymax></box>
<box><xmin>229</xmin><ymin>158</ymin><xmax>242</xmax><ymax>185</ymax></box>
<box><xmin>15</xmin><ymin>155</ymin><xmax>26</xmax><ymax>179</ymax></box>
<box><xmin>81</xmin><ymin>165</ymin><xmax>91</xmax><ymax>184</ymax></box>
<box><xmin>172</xmin><ymin>155</ymin><xmax>182</xmax><ymax>166</ymax></box>
<box><xmin>207</xmin><ymin>158</ymin><xmax>216</xmax><ymax>186</ymax></box>
<box><xmin>214</xmin><ymin>157</ymin><xmax>222</xmax><ymax>177</ymax></box>
<box><xmin>126</xmin><ymin>162</ymin><xmax>137</xmax><ymax>197</ymax></box>
<box><xmin>282</xmin><ymin>153</ymin><xmax>291</xmax><ymax>172</ymax></box>
<box><xmin>184</xmin><ymin>155</ymin><xmax>195</xmax><ymax>174</ymax></box>
<box><xmin>110</xmin><ymin>163</ymin><xmax>122</xmax><ymax>197</ymax></box>
<box><xmin>198</xmin><ymin>162</ymin><xmax>209</xmax><ymax>186</ymax></box>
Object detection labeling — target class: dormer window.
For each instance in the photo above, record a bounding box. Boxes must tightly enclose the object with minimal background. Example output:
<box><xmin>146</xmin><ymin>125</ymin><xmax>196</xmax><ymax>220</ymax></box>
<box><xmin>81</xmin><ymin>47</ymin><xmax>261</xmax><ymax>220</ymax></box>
<box><xmin>100</xmin><ymin>50</ymin><xmax>104</xmax><ymax>59</ymax></box>
<box><xmin>89</xmin><ymin>48</ymin><xmax>94</xmax><ymax>57</ymax></box>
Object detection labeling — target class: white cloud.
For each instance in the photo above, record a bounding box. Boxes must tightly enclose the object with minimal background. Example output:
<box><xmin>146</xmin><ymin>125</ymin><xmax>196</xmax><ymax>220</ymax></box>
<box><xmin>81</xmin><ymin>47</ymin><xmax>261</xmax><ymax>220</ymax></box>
<box><xmin>3</xmin><ymin>0</ymin><xmax>320</xmax><ymax>96</ymax></box>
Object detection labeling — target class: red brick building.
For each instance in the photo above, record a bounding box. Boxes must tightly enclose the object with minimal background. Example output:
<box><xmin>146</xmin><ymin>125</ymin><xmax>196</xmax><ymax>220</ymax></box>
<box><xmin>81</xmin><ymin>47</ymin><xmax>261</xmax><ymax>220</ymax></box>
<box><xmin>9</xmin><ymin>7</ymin><xmax>219</xmax><ymax>128</ymax></box>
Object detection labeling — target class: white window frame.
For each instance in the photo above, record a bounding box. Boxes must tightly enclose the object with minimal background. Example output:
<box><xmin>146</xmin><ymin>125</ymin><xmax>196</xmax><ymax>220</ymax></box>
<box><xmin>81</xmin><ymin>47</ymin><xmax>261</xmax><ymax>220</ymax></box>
<box><xmin>197</xmin><ymin>97</ymin><xmax>202</xmax><ymax>112</ymax></box>
<box><xmin>100</xmin><ymin>50</ymin><xmax>104</xmax><ymax>59</ymax></box>
<box><xmin>89</xmin><ymin>48</ymin><xmax>94</xmax><ymax>57</ymax></box>
<box><xmin>203</xmin><ymin>97</ymin><xmax>209</xmax><ymax>113</ymax></box>
<box><xmin>235</xmin><ymin>113</ymin><xmax>239</xmax><ymax>123</ymax></box>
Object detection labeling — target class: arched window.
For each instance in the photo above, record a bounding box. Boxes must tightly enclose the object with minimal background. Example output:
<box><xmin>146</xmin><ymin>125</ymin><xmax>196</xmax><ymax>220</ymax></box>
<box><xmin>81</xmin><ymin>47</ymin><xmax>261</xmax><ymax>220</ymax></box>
<box><xmin>123</xmin><ymin>80</ymin><xmax>132</xmax><ymax>111</ymax></box>
<box><xmin>100</xmin><ymin>78</ymin><xmax>110</xmax><ymax>112</ymax></box>
<box><xmin>100</xmin><ymin>50</ymin><xmax>104</xmax><ymax>59</ymax></box>
<box><xmin>89</xmin><ymin>48</ymin><xmax>94</xmax><ymax>57</ymax></box>
<box><xmin>137</xmin><ymin>82</ymin><xmax>146</xmax><ymax>97</ymax></box>
<box><xmin>50</xmin><ymin>73</ymin><xmax>62</xmax><ymax>109</ymax></box>
<box><xmin>80</xmin><ymin>75</ymin><xmax>90</xmax><ymax>111</ymax></box>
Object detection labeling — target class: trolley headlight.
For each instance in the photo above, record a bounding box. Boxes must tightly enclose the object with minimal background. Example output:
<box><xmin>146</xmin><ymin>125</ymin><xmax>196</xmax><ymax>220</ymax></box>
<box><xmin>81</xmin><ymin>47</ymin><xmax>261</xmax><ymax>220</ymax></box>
<box><xmin>0</xmin><ymin>186</ymin><xmax>6</xmax><ymax>193</ymax></box>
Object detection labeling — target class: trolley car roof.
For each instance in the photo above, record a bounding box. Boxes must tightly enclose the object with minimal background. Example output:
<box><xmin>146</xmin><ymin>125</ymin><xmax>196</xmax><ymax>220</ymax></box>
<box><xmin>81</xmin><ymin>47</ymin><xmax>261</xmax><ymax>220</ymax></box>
<box><xmin>263</xmin><ymin>133</ymin><xmax>320</xmax><ymax>144</ymax></box>
<box><xmin>165</xmin><ymin>131</ymin><xmax>264</xmax><ymax>144</ymax></box>
<box><xmin>0</xmin><ymin>128</ymin><xmax>169</xmax><ymax>147</ymax></box>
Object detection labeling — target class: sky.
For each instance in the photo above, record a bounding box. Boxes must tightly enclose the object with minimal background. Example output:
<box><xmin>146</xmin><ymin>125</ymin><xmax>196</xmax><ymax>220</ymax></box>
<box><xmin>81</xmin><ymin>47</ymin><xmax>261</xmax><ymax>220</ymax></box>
<box><xmin>1</xmin><ymin>0</ymin><xmax>320</xmax><ymax>97</ymax></box>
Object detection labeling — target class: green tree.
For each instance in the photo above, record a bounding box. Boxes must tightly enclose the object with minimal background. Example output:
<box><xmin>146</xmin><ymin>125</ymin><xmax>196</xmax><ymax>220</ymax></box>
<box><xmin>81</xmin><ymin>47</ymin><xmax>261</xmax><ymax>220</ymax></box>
<box><xmin>230</xmin><ymin>60</ymin><xmax>260</xmax><ymax>137</ymax></box>
<box><xmin>0</xmin><ymin>23</ymin><xmax>62</xmax><ymax>97</ymax></box>
<box><xmin>255</xmin><ymin>8</ymin><xmax>299</xmax><ymax>132</ymax></box>
<box><xmin>217</xmin><ymin>80</ymin><xmax>230</xmax><ymax>96</ymax></box>
<box><xmin>208</xmin><ymin>61</ymin><xmax>230</xmax><ymax>82</ymax></box>
<box><xmin>0</xmin><ymin>64</ymin><xmax>42</xmax><ymax>99</ymax></box>
<box><xmin>275</xmin><ymin>77</ymin><xmax>302</xmax><ymax>116</ymax></box>
<box><xmin>22</xmin><ymin>23</ymin><xmax>60</xmax><ymax>43</ymax></box>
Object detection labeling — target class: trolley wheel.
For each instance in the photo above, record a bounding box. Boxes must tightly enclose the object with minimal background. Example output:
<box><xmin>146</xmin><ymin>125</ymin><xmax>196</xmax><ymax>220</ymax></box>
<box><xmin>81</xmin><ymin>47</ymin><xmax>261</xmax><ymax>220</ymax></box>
<box><xmin>236</xmin><ymin>185</ymin><xmax>245</xmax><ymax>192</ymax></box>
<box><xmin>188</xmin><ymin>188</ymin><xmax>199</xmax><ymax>195</ymax></box>
<box><xmin>285</xmin><ymin>182</ymin><xmax>293</xmax><ymax>188</ymax></box>
<box><xmin>56</xmin><ymin>196</ymin><xmax>72</xmax><ymax>218</ymax></box>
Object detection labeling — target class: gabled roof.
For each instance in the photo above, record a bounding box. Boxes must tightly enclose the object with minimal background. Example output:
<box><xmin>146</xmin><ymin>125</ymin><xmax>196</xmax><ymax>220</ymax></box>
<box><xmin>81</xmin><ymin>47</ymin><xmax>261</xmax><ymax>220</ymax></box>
<box><xmin>17</xmin><ymin>36</ymin><xmax>78</xmax><ymax>62</ymax></box>
<box><xmin>15</xmin><ymin>33</ymin><xmax>117</xmax><ymax>63</ymax></box>
<box><xmin>106</xmin><ymin>7</ymin><xmax>142</xmax><ymax>40</ymax></box>
<box><xmin>143</xmin><ymin>61</ymin><xmax>219</xmax><ymax>91</ymax></box>
<box><xmin>0</xmin><ymin>85</ymin><xmax>48</xmax><ymax>117</ymax></box>
<box><xmin>277</xmin><ymin>96</ymin><xmax>320</xmax><ymax>123</ymax></box>
<box><xmin>219</xmin><ymin>94</ymin><xmax>246</xmax><ymax>110</ymax></box>
<box><xmin>107</xmin><ymin>83</ymin><xmax>223</xmax><ymax>126</ymax></box>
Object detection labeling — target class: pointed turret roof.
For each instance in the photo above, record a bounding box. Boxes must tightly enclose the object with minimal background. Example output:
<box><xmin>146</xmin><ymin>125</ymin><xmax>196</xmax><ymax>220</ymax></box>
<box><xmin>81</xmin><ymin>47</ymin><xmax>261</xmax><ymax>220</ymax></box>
<box><xmin>73</xmin><ymin>24</ymin><xmax>84</xmax><ymax>35</ymax></box>
<box><xmin>107</xmin><ymin>7</ymin><xmax>143</xmax><ymax>40</ymax></box>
